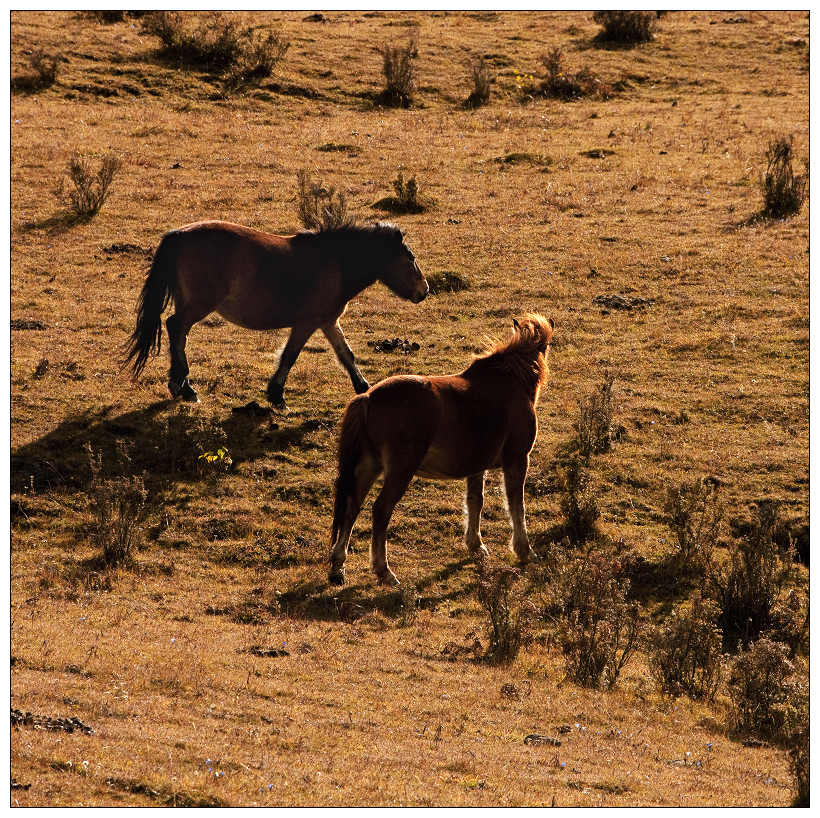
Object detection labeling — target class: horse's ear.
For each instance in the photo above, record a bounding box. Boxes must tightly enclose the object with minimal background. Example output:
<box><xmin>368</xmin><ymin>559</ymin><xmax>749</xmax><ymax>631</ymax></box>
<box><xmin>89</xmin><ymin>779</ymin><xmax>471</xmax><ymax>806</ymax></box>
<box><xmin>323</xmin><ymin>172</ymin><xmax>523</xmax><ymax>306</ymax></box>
<box><xmin>548</xmin><ymin>317</ymin><xmax>555</xmax><ymax>330</ymax></box>
<box><xmin>512</xmin><ymin>318</ymin><xmax>520</xmax><ymax>331</ymax></box>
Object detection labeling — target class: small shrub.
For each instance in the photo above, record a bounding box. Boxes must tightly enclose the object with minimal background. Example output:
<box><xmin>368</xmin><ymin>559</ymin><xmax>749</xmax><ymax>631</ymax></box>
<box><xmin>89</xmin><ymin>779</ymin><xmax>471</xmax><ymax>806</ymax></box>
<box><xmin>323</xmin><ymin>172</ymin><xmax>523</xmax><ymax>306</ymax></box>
<box><xmin>295</xmin><ymin>169</ymin><xmax>356</xmax><ymax>231</ymax></box>
<box><xmin>464</xmin><ymin>55</ymin><xmax>492</xmax><ymax>108</ymax></box>
<box><xmin>711</xmin><ymin>501</ymin><xmax>797</xmax><ymax>651</ymax></box>
<box><xmin>761</xmin><ymin>135</ymin><xmax>807</xmax><ymax>219</ymax></box>
<box><xmin>557</xmin><ymin>457</ymin><xmax>600</xmax><ymax>544</ymax></box>
<box><xmin>11</xmin><ymin>50</ymin><xmax>59</xmax><ymax>92</ymax></box>
<box><xmin>649</xmin><ymin>594</ymin><xmax>724</xmax><ymax>701</ymax></box>
<box><xmin>87</xmin><ymin>11</ymin><xmax>127</xmax><ymax>23</ymax></box>
<box><xmin>527</xmin><ymin>48</ymin><xmax>613</xmax><ymax>101</ymax></box>
<box><xmin>574</xmin><ymin>373</ymin><xmax>616</xmax><ymax>459</ymax></box>
<box><xmin>476</xmin><ymin>566</ymin><xmax>527</xmax><ymax>665</ymax></box>
<box><xmin>592</xmin><ymin>11</ymin><xmax>658</xmax><ymax>45</ymax></box>
<box><xmin>768</xmin><ymin>588</ymin><xmax>809</xmax><ymax>657</ymax></box>
<box><xmin>378</xmin><ymin>40</ymin><xmax>417</xmax><ymax>107</ymax></box>
<box><xmin>663</xmin><ymin>478</ymin><xmax>723</xmax><ymax>575</ymax></box>
<box><xmin>87</xmin><ymin>446</ymin><xmax>147</xmax><ymax>569</ymax></box>
<box><xmin>549</xmin><ymin>548</ymin><xmax>640</xmax><ymax>688</ymax></box>
<box><xmin>727</xmin><ymin>637</ymin><xmax>808</xmax><ymax>743</ymax></box>
<box><xmin>788</xmin><ymin>723</ymin><xmax>810</xmax><ymax>807</ymax></box>
<box><xmin>373</xmin><ymin>172</ymin><xmax>429</xmax><ymax>214</ymax></box>
<box><xmin>54</xmin><ymin>152</ymin><xmax>121</xmax><ymax>220</ymax></box>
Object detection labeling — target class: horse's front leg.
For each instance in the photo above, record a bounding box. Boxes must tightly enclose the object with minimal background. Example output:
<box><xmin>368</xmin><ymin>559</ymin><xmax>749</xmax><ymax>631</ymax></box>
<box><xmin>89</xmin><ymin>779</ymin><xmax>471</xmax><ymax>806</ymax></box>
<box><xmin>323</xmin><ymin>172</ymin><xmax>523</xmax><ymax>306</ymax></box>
<box><xmin>321</xmin><ymin>320</ymin><xmax>370</xmax><ymax>395</ymax></box>
<box><xmin>464</xmin><ymin>471</ymin><xmax>489</xmax><ymax>559</ymax></box>
<box><xmin>502</xmin><ymin>453</ymin><xmax>537</xmax><ymax>563</ymax></box>
<box><xmin>266</xmin><ymin>323</ymin><xmax>315</xmax><ymax>406</ymax></box>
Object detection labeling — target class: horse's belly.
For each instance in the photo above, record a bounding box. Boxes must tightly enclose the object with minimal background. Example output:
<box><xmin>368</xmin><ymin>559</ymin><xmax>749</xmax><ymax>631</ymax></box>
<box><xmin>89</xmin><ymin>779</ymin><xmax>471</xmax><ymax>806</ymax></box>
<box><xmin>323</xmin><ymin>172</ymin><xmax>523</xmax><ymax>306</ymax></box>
<box><xmin>417</xmin><ymin>444</ymin><xmax>501</xmax><ymax>480</ymax></box>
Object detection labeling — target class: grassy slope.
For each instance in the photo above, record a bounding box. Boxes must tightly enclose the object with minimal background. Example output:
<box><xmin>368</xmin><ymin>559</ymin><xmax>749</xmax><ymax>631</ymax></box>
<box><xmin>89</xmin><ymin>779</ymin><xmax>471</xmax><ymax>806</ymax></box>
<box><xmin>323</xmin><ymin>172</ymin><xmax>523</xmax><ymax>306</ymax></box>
<box><xmin>11</xmin><ymin>10</ymin><xmax>807</xmax><ymax>806</ymax></box>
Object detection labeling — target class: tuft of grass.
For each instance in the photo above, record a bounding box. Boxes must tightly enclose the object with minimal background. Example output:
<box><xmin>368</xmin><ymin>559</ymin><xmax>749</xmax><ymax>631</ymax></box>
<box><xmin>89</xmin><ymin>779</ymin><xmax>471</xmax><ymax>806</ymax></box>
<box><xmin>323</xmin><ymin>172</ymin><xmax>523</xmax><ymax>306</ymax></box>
<box><xmin>663</xmin><ymin>477</ymin><xmax>723</xmax><ymax>575</ymax></box>
<box><xmin>649</xmin><ymin>594</ymin><xmax>725</xmax><ymax>701</ymax></box>
<box><xmin>295</xmin><ymin>169</ymin><xmax>356</xmax><ymax>231</ymax></box>
<box><xmin>476</xmin><ymin>566</ymin><xmax>527</xmax><ymax>665</ymax></box>
<box><xmin>592</xmin><ymin>11</ymin><xmax>658</xmax><ymax>45</ymax></box>
<box><xmin>377</xmin><ymin>39</ymin><xmax>417</xmax><ymax>107</ymax></box>
<box><xmin>464</xmin><ymin>55</ymin><xmax>492</xmax><ymax>108</ymax></box>
<box><xmin>727</xmin><ymin>636</ymin><xmax>808</xmax><ymax>744</ymax></box>
<box><xmin>372</xmin><ymin>172</ymin><xmax>430</xmax><ymax>214</ymax></box>
<box><xmin>523</xmin><ymin>48</ymin><xmax>613</xmax><ymax>100</ymax></box>
<box><xmin>54</xmin><ymin>152</ymin><xmax>121</xmax><ymax>220</ymax></box>
<box><xmin>760</xmin><ymin>135</ymin><xmax>807</xmax><ymax>219</ymax></box>
<box><xmin>11</xmin><ymin>50</ymin><xmax>59</xmax><ymax>93</ymax></box>
<box><xmin>426</xmin><ymin>270</ymin><xmax>470</xmax><ymax>295</ymax></box>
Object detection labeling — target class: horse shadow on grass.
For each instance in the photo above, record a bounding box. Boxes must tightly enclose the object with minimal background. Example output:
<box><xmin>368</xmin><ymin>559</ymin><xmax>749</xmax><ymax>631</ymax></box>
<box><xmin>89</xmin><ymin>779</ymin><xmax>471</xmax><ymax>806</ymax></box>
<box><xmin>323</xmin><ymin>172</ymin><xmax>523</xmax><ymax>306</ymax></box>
<box><xmin>10</xmin><ymin>398</ymin><xmax>332</xmax><ymax>497</ymax></box>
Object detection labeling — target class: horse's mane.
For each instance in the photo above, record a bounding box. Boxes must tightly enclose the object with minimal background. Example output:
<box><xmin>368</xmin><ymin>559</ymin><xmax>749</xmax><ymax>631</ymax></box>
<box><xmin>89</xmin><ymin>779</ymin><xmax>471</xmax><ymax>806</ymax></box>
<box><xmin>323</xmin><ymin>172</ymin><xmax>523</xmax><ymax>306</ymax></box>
<box><xmin>291</xmin><ymin>221</ymin><xmax>403</xmax><ymax>245</ymax></box>
<box><xmin>464</xmin><ymin>313</ymin><xmax>552</xmax><ymax>395</ymax></box>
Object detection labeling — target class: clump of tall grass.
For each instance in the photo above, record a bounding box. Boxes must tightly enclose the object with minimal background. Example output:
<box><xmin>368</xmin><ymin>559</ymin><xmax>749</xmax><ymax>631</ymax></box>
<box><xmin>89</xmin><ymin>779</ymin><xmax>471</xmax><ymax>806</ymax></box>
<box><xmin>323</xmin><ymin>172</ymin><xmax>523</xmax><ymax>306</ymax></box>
<box><xmin>295</xmin><ymin>169</ymin><xmax>356</xmax><ymax>231</ymax></box>
<box><xmin>377</xmin><ymin>39</ymin><xmax>417</xmax><ymax>107</ymax></box>
<box><xmin>54</xmin><ymin>152</ymin><xmax>122</xmax><ymax>219</ymax></box>
<box><xmin>760</xmin><ymin>135</ymin><xmax>807</xmax><ymax>219</ymax></box>
<box><xmin>464</xmin><ymin>55</ymin><xmax>492</xmax><ymax>108</ymax></box>
<box><xmin>592</xmin><ymin>11</ymin><xmax>658</xmax><ymax>45</ymax></box>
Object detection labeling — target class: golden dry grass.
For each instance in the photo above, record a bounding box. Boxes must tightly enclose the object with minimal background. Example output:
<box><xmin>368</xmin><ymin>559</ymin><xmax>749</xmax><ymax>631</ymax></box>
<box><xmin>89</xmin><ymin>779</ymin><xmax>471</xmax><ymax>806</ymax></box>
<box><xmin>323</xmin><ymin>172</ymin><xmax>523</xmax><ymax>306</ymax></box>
<box><xmin>11</xmin><ymin>10</ymin><xmax>808</xmax><ymax>806</ymax></box>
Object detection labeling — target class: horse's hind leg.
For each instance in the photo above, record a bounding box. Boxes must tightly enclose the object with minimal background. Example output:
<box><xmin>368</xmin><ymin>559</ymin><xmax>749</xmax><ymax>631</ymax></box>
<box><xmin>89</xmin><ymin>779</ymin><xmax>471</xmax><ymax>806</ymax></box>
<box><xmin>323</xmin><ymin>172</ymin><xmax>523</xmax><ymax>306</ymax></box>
<box><xmin>328</xmin><ymin>454</ymin><xmax>381</xmax><ymax>585</ymax></box>
<box><xmin>464</xmin><ymin>471</ymin><xmax>489</xmax><ymax>558</ymax></box>
<box><xmin>502</xmin><ymin>453</ymin><xmax>537</xmax><ymax>563</ymax></box>
<box><xmin>370</xmin><ymin>463</ymin><xmax>420</xmax><ymax>586</ymax></box>
<box><xmin>166</xmin><ymin>313</ymin><xmax>198</xmax><ymax>402</ymax></box>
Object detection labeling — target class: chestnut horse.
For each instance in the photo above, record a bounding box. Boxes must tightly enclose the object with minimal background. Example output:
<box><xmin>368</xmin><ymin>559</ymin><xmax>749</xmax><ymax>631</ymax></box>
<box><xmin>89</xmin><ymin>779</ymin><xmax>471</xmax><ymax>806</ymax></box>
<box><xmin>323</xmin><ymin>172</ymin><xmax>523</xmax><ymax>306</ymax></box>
<box><xmin>328</xmin><ymin>313</ymin><xmax>554</xmax><ymax>586</ymax></box>
<box><xmin>125</xmin><ymin>221</ymin><xmax>428</xmax><ymax>404</ymax></box>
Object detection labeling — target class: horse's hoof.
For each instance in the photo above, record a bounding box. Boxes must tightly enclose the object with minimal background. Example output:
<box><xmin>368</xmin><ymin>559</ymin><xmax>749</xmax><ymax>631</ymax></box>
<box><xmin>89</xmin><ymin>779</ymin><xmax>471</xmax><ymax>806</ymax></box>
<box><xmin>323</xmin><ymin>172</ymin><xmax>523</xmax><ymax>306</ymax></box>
<box><xmin>328</xmin><ymin>569</ymin><xmax>346</xmax><ymax>586</ymax></box>
<box><xmin>179</xmin><ymin>381</ymin><xmax>199</xmax><ymax>403</ymax></box>
<box><xmin>354</xmin><ymin>380</ymin><xmax>370</xmax><ymax>395</ymax></box>
<box><xmin>266</xmin><ymin>382</ymin><xmax>285</xmax><ymax>406</ymax></box>
<box><xmin>469</xmin><ymin>546</ymin><xmax>490</xmax><ymax>561</ymax></box>
<box><xmin>377</xmin><ymin>571</ymin><xmax>400</xmax><ymax>587</ymax></box>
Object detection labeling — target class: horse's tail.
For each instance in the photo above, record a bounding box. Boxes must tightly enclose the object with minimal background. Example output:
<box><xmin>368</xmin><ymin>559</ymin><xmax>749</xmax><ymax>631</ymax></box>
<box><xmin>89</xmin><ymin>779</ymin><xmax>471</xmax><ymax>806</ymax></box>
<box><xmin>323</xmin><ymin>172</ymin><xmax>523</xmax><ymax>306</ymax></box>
<box><xmin>331</xmin><ymin>394</ymin><xmax>370</xmax><ymax>546</ymax></box>
<box><xmin>124</xmin><ymin>232</ymin><xmax>178</xmax><ymax>379</ymax></box>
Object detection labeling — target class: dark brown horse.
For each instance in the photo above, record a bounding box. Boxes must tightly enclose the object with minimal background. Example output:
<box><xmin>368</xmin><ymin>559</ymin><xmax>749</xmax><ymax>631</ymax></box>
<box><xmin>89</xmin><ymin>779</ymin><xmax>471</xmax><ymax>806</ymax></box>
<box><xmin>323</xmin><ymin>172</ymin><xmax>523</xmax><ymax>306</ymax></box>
<box><xmin>125</xmin><ymin>221</ymin><xmax>428</xmax><ymax>404</ymax></box>
<box><xmin>328</xmin><ymin>313</ymin><xmax>554</xmax><ymax>586</ymax></box>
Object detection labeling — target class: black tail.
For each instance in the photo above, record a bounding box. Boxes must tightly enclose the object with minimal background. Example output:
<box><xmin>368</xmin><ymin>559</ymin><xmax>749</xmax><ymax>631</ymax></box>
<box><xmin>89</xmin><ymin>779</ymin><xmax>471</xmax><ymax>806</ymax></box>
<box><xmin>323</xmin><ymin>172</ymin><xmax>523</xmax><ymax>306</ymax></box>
<box><xmin>331</xmin><ymin>394</ymin><xmax>369</xmax><ymax>546</ymax></box>
<box><xmin>124</xmin><ymin>233</ymin><xmax>178</xmax><ymax>378</ymax></box>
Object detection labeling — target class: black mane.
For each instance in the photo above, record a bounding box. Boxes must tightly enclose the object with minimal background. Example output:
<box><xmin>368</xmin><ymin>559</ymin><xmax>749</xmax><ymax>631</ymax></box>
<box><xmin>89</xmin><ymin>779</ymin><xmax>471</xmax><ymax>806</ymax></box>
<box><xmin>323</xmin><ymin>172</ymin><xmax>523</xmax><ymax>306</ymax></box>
<box><xmin>291</xmin><ymin>221</ymin><xmax>403</xmax><ymax>246</ymax></box>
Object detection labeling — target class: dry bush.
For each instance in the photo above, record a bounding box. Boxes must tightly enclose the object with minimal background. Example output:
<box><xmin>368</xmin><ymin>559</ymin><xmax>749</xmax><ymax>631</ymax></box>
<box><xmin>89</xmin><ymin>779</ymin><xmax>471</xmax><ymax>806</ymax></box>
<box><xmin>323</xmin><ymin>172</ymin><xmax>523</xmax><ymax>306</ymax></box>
<box><xmin>426</xmin><ymin>270</ymin><xmax>470</xmax><ymax>294</ymax></box>
<box><xmin>529</xmin><ymin>48</ymin><xmax>613</xmax><ymax>101</ymax></box>
<box><xmin>87</xmin><ymin>11</ymin><xmax>127</xmax><ymax>23</ymax></box>
<box><xmin>649</xmin><ymin>594</ymin><xmax>724</xmax><ymax>701</ymax></box>
<box><xmin>378</xmin><ymin>39</ymin><xmax>417</xmax><ymax>107</ymax></box>
<box><xmin>788</xmin><ymin>723</ymin><xmax>810</xmax><ymax>807</ymax></box>
<box><xmin>476</xmin><ymin>566</ymin><xmax>527</xmax><ymax>665</ymax></box>
<box><xmin>573</xmin><ymin>372</ymin><xmax>616</xmax><ymax>458</ymax></box>
<box><xmin>727</xmin><ymin>637</ymin><xmax>808</xmax><ymax>744</ymax></box>
<box><xmin>142</xmin><ymin>11</ymin><xmax>287</xmax><ymax>87</ymax></box>
<box><xmin>592</xmin><ymin>11</ymin><xmax>658</xmax><ymax>44</ymax></box>
<box><xmin>11</xmin><ymin>50</ymin><xmax>59</xmax><ymax>92</ymax></box>
<box><xmin>557</xmin><ymin>457</ymin><xmax>600</xmax><ymax>544</ymax></box>
<box><xmin>546</xmin><ymin>548</ymin><xmax>640</xmax><ymax>688</ymax></box>
<box><xmin>87</xmin><ymin>445</ymin><xmax>147</xmax><ymax>569</ymax></box>
<box><xmin>768</xmin><ymin>588</ymin><xmax>809</xmax><ymax>657</ymax></box>
<box><xmin>710</xmin><ymin>501</ymin><xmax>797</xmax><ymax>651</ymax></box>
<box><xmin>464</xmin><ymin>55</ymin><xmax>492</xmax><ymax>108</ymax></box>
<box><xmin>761</xmin><ymin>135</ymin><xmax>807</xmax><ymax>219</ymax></box>
<box><xmin>663</xmin><ymin>477</ymin><xmax>723</xmax><ymax>575</ymax></box>
<box><xmin>54</xmin><ymin>152</ymin><xmax>121</xmax><ymax>219</ymax></box>
<box><xmin>295</xmin><ymin>169</ymin><xmax>356</xmax><ymax>231</ymax></box>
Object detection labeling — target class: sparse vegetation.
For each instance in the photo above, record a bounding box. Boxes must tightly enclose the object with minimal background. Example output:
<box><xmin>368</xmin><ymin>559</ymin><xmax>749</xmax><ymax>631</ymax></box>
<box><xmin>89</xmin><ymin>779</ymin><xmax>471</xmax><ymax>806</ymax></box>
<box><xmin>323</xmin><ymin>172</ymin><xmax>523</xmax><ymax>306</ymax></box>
<box><xmin>53</xmin><ymin>151</ymin><xmax>121</xmax><ymax>219</ymax></box>
<box><xmin>11</xmin><ymin>50</ymin><xmax>59</xmax><ymax>92</ymax></box>
<box><xmin>426</xmin><ymin>270</ymin><xmax>470</xmax><ymax>294</ymax></box>
<box><xmin>760</xmin><ymin>135</ymin><xmax>807</xmax><ymax>219</ymax></box>
<box><xmin>557</xmin><ymin>457</ymin><xmax>600</xmax><ymax>544</ymax></box>
<box><xmin>788</xmin><ymin>723</ymin><xmax>810</xmax><ymax>807</ymax></box>
<box><xmin>592</xmin><ymin>11</ymin><xmax>658</xmax><ymax>44</ymax></box>
<box><xmin>573</xmin><ymin>372</ymin><xmax>616</xmax><ymax>459</ymax></box>
<box><xmin>372</xmin><ymin>172</ymin><xmax>429</xmax><ymax>214</ymax></box>
<box><xmin>296</xmin><ymin>169</ymin><xmax>356</xmax><ymax>231</ymax></box>
<box><xmin>464</xmin><ymin>55</ymin><xmax>492</xmax><ymax>108</ymax></box>
<box><xmin>663</xmin><ymin>478</ymin><xmax>723</xmax><ymax>575</ymax></box>
<box><xmin>377</xmin><ymin>39</ymin><xmax>417</xmax><ymax>107</ymax></box>
<box><xmin>649</xmin><ymin>594</ymin><xmax>724</xmax><ymax>700</ymax></box>
<box><xmin>727</xmin><ymin>637</ymin><xmax>808</xmax><ymax>744</ymax></box>
<box><xmin>521</xmin><ymin>48</ymin><xmax>613</xmax><ymax>100</ymax></box>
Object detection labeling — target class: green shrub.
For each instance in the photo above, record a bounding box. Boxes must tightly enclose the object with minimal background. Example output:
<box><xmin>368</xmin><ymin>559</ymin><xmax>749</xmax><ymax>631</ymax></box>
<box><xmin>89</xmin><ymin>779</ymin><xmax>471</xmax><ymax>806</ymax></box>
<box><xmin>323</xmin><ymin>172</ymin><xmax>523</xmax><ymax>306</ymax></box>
<box><xmin>295</xmin><ymin>169</ymin><xmax>356</xmax><ymax>231</ymax></box>
<box><xmin>592</xmin><ymin>11</ymin><xmax>658</xmax><ymax>44</ymax></box>
<box><xmin>378</xmin><ymin>39</ymin><xmax>417</xmax><ymax>107</ymax></box>
<box><xmin>727</xmin><ymin>637</ymin><xmax>808</xmax><ymax>743</ymax></box>
<box><xmin>761</xmin><ymin>135</ymin><xmax>807</xmax><ymax>219</ymax></box>
<box><xmin>649</xmin><ymin>595</ymin><xmax>724</xmax><ymax>700</ymax></box>
<box><xmin>663</xmin><ymin>478</ymin><xmax>723</xmax><ymax>575</ymax></box>
<box><xmin>54</xmin><ymin>152</ymin><xmax>121</xmax><ymax>219</ymax></box>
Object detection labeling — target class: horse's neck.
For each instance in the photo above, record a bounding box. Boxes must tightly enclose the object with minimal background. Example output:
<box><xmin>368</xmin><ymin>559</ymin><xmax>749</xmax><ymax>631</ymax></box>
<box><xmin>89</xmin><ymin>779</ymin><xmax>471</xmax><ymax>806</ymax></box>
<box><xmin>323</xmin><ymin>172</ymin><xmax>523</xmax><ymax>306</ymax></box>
<box><xmin>339</xmin><ymin>242</ymin><xmax>379</xmax><ymax>297</ymax></box>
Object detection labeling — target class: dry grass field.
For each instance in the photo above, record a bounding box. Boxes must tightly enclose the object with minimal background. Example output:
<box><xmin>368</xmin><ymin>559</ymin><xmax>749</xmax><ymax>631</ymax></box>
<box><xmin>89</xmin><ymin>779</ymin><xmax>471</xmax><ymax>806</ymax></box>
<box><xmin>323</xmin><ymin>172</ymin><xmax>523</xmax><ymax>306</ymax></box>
<box><xmin>10</xmin><ymin>10</ymin><xmax>809</xmax><ymax>806</ymax></box>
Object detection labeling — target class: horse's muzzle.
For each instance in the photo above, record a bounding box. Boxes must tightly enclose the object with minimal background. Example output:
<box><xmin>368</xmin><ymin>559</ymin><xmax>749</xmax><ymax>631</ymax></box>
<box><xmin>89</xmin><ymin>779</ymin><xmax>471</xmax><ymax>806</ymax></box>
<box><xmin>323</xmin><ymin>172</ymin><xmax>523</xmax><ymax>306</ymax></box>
<box><xmin>412</xmin><ymin>283</ymin><xmax>429</xmax><ymax>303</ymax></box>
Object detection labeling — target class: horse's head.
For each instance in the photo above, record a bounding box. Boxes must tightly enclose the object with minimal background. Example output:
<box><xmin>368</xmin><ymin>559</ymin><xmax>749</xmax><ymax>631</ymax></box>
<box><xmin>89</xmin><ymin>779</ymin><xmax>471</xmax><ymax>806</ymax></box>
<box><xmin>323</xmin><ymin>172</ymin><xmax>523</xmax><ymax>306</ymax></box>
<box><xmin>512</xmin><ymin>314</ymin><xmax>554</xmax><ymax>354</ymax></box>
<box><xmin>376</xmin><ymin>223</ymin><xmax>428</xmax><ymax>303</ymax></box>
